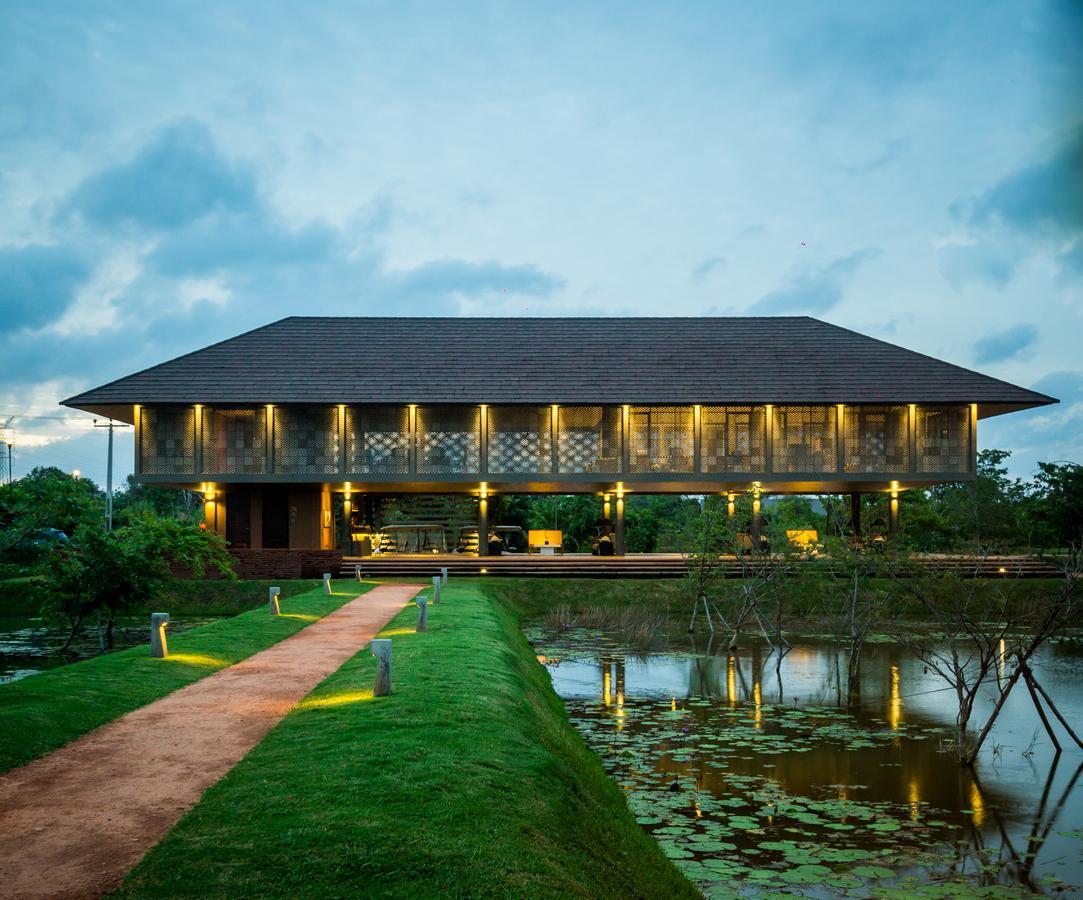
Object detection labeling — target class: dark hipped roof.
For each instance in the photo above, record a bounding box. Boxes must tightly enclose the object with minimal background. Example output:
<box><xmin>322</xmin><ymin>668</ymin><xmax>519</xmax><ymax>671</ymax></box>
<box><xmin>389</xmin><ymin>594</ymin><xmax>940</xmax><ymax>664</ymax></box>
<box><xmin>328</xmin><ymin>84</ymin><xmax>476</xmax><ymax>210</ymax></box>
<box><xmin>61</xmin><ymin>316</ymin><xmax>1056</xmax><ymax>416</ymax></box>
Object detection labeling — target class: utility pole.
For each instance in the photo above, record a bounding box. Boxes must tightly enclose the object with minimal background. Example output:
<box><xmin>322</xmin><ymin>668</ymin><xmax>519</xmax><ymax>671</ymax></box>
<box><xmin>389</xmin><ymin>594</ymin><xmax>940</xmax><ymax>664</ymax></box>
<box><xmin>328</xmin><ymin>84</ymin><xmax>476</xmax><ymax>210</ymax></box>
<box><xmin>0</xmin><ymin>417</ymin><xmax>13</xmax><ymax>486</ymax></box>
<box><xmin>94</xmin><ymin>419</ymin><xmax>130</xmax><ymax>530</ymax></box>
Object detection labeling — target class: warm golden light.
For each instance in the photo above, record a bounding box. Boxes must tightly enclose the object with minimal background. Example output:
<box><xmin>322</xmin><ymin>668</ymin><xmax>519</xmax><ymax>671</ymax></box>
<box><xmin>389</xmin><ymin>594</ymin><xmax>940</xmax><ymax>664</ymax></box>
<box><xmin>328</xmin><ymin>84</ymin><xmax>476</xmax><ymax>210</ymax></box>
<box><xmin>164</xmin><ymin>652</ymin><xmax>227</xmax><ymax>668</ymax></box>
<box><xmin>753</xmin><ymin>682</ymin><xmax>762</xmax><ymax>729</ymax></box>
<box><xmin>889</xmin><ymin>664</ymin><xmax>902</xmax><ymax>730</ymax></box>
<box><xmin>297</xmin><ymin>690</ymin><xmax>375</xmax><ymax>710</ymax></box>
<box><xmin>279</xmin><ymin>613</ymin><xmax>319</xmax><ymax>622</ymax></box>
<box><xmin>968</xmin><ymin>779</ymin><xmax>985</xmax><ymax>827</ymax></box>
<box><xmin>479</xmin><ymin>482</ymin><xmax>488</xmax><ymax>499</ymax></box>
<box><xmin>727</xmin><ymin>655</ymin><xmax>737</xmax><ymax>705</ymax></box>
<box><xmin>603</xmin><ymin>668</ymin><xmax>612</xmax><ymax>706</ymax></box>
<box><xmin>908</xmin><ymin>777</ymin><xmax>921</xmax><ymax>822</ymax></box>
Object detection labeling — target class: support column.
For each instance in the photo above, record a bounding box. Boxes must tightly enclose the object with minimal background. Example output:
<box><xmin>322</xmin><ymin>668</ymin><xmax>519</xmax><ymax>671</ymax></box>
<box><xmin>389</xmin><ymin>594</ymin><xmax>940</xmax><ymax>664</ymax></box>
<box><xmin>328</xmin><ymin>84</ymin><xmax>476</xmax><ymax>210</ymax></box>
<box><xmin>320</xmin><ymin>484</ymin><xmax>333</xmax><ymax>550</ymax></box>
<box><xmin>889</xmin><ymin>488</ymin><xmax>899</xmax><ymax>540</ymax></box>
<box><xmin>727</xmin><ymin>492</ymin><xmax>735</xmax><ymax>520</ymax></box>
<box><xmin>603</xmin><ymin>493</ymin><xmax>611</xmax><ymax>520</ymax></box>
<box><xmin>477</xmin><ymin>484</ymin><xmax>489</xmax><ymax>557</ymax></box>
<box><xmin>850</xmin><ymin>492</ymin><xmax>862</xmax><ymax>542</ymax></box>
<box><xmin>751</xmin><ymin>490</ymin><xmax>763</xmax><ymax>548</ymax></box>
<box><xmin>614</xmin><ymin>486</ymin><xmax>626</xmax><ymax>556</ymax></box>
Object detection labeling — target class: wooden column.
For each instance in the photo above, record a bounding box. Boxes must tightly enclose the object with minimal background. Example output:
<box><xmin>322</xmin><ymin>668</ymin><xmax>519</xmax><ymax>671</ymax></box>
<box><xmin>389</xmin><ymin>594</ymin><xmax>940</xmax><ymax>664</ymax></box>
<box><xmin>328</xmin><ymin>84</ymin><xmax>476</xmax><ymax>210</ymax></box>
<box><xmin>908</xmin><ymin>404</ymin><xmax>918</xmax><ymax>474</ymax></box>
<box><xmin>614</xmin><ymin>491</ymin><xmax>626</xmax><ymax>556</ymax></box>
<box><xmin>408</xmin><ymin>405</ymin><xmax>417</xmax><ymax>475</ymax></box>
<box><xmin>194</xmin><ymin>405</ymin><xmax>204</xmax><ymax>476</ymax></box>
<box><xmin>693</xmin><ymin>404</ymin><xmax>702</xmax><ymax>473</ymax></box>
<box><xmin>969</xmin><ymin>403</ymin><xmax>978</xmax><ymax>473</ymax></box>
<box><xmin>550</xmin><ymin>405</ymin><xmax>559</xmax><ymax>474</ymax></box>
<box><xmin>764</xmin><ymin>405</ymin><xmax>774</xmax><ymax>474</ymax></box>
<box><xmin>477</xmin><ymin>487</ymin><xmax>489</xmax><ymax>557</ymax></box>
<box><xmin>889</xmin><ymin>490</ymin><xmax>899</xmax><ymax>540</ymax></box>
<box><xmin>265</xmin><ymin>405</ymin><xmax>274</xmax><ymax>474</ymax></box>
<box><xmin>320</xmin><ymin>485</ymin><xmax>333</xmax><ymax>551</ymax></box>
<box><xmin>479</xmin><ymin>405</ymin><xmax>488</xmax><ymax>476</ymax></box>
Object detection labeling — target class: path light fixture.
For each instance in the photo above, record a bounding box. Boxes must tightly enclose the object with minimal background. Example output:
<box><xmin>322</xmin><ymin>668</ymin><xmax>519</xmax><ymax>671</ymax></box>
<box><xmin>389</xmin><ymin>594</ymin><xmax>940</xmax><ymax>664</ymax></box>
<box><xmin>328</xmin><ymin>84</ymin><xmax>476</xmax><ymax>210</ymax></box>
<box><xmin>354</xmin><ymin>564</ymin><xmax>362</xmax><ymax>582</ymax></box>
<box><xmin>416</xmin><ymin>595</ymin><xmax>429</xmax><ymax>632</ymax></box>
<box><xmin>431</xmin><ymin>575</ymin><xmax>442</xmax><ymax>604</ymax></box>
<box><xmin>322</xmin><ymin>573</ymin><xmax>332</xmax><ymax>594</ymax></box>
<box><xmin>269</xmin><ymin>586</ymin><xmax>281</xmax><ymax>616</ymax></box>
<box><xmin>372</xmin><ymin>639</ymin><xmax>392</xmax><ymax>696</ymax></box>
<box><xmin>440</xmin><ymin>566</ymin><xmax>448</xmax><ymax>586</ymax></box>
<box><xmin>151</xmin><ymin>612</ymin><xmax>170</xmax><ymax>658</ymax></box>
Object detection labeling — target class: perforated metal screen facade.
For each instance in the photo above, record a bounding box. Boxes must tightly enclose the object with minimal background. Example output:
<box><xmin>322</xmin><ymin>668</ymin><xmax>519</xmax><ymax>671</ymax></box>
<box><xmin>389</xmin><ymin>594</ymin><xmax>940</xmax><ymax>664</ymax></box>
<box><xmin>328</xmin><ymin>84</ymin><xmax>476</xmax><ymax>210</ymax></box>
<box><xmin>917</xmin><ymin>406</ymin><xmax>971</xmax><ymax>473</ymax></box>
<box><xmin>273</xmin><ymin>406</ymin><xmax>340</xmax><ymax>475</ymax></box>
<box><xmin>772</xmin><ymin>405</ymin><xmax>838</xmax><ymax>473</ymax></box>
<box><xmin>201</xmin><ymin>407</ymin><xmax>267</xmax><ymax>475</ymax></box>
<box><xmin>842</xmin><ymin>405</ymin><xmax>909</xmax><ymax>473</ymax></box>
<box><xmin>137</xmin><ymin>402</ymin><xmax>976</xmax><ymax>481</ymax></box>
<box><xmin>487</xmin><ymin>406</ymin><xmax>553</xmax><ymax>474</ymax></box>
<box><xmin>416</xmin><ymin>405</ymin><xmax>481</xmax><ymax>474</ymax></box>
<box><xmin>139</xmin><ymin>407</ymin><xmax>196</xmax><ymax>475</ymax></box>
<box><xmin>629</xmin><ymin>405</ymin><xmax>694</xmax><ymax>473</ymax></box>
<box><xmin>556</xmin><ymin>406</ymin><xmax>622</xmax><ymax>473</ymax></box>
<box><xmin>701</xmin><ymin>406</ymin><xmax>767</xmax><ymax>472</ymax></box>
<box><xmin>346</xmin><ymin>405</ymin><xmax>410</xmax><ymax>474</ymax></box>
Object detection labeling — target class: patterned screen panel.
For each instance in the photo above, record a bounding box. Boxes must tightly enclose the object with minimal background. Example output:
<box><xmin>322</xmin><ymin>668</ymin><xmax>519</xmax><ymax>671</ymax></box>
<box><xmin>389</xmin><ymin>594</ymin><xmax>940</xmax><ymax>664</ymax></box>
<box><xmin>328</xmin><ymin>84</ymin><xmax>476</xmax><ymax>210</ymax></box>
<box><xmin>416</xmin><ymin>405</ymin><xmax>481</xmax><ymax>474</ymax></box>
<box><xmin>201</xmin><ymin>407</ymin><xmax>267</xmax><ymax>475</ymax></box>
<box><xmin>273</xmin><ymin>406</ymin><xmax>340</xmax><ymax>475</ymax></box>
<box><xmin>917</xmin><ymin>406</ymin><xmax>971</xmax><ymax>473</ymax></box>
<box><xmin>772</xmin><ymin>405</ymin><xmax>838</xmax><ymax>473</ymax></box>
<box><xmin>487</xmin><ymin>406</ymin><xmax>553</xmax><ymax>474</ymax></box>
<box><xmin>139</xmin><ymin>406</ymin><xmax>196</xmax><ymax>475</ymax></box>
<box><xmin>629</xmin><ymin>406</ymin><xmax>694</xmax><ymax>473</ymax></box>
<box><xmin>701</xmin><ymin>406</ymin><xmax>767</xmax><ymax>472</ymax></box>
<box><xmin>842</xmin><ymin>405</ymin><xmax>909</xmax><ymax>473</ymax></box>
<box><xmin>556</xmin><ymin>406</ymin><xmax>622</xmax><ymax>474</ymax></box>
<box><xmin>346</xmin><ymin>405</ymin><xmax>410</xmax><ymax>474</ymax></box>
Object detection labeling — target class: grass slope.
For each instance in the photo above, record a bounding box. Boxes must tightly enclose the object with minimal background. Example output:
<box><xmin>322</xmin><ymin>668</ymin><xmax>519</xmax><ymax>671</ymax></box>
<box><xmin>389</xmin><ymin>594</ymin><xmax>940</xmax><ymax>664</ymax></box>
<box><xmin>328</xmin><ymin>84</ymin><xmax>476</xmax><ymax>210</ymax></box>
<box><xmin>0</xmin><ymin>582</ymin><xmax>369</xmax><ymax>773</ymax></box>
<box><xmin>117</xmin><ymin>580</ymin><xmax>698</xmax><ymax>899</ymax></box>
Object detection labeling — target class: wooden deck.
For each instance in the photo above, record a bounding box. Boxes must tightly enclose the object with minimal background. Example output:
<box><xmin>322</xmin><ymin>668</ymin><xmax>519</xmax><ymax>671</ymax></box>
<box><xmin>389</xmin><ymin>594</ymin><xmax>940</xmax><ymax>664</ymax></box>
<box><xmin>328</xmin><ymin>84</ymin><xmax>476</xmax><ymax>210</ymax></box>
<box><xmin>339</xmin><ymin>553</ymin><xmax>1065</xmax><ymax>580</ymax></box>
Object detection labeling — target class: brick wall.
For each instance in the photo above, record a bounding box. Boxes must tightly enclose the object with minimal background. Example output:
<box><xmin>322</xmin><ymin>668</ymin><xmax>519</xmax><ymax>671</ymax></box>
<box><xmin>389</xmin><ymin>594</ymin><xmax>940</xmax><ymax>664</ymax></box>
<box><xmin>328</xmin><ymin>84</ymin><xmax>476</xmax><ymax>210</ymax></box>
<box><xmin>172</xmin><ymin>549</ymin><xmax>344</xmax><ymax>580</ymax></box>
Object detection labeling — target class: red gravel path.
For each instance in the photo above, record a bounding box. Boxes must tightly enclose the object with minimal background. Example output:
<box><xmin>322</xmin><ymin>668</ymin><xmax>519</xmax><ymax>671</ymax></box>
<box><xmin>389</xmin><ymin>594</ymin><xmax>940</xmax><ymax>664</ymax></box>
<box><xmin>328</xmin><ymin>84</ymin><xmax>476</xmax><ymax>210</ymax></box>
<box><xmin>0</xmin><ymin>583</ymin><xmax>421</xmax><ymax>900</ymax></box>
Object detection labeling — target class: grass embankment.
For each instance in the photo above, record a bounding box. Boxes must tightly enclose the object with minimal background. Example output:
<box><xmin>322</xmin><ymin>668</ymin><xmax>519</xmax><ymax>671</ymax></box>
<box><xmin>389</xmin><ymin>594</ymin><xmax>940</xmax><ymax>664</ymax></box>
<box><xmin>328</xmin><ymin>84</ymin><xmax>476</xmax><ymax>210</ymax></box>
<box><xmin>484</xmin><ymin>575</ymin><xmax>1072</xmax><ymax>625</ymax></box>
<box><xmin>117</xmin><ymin>580</ymin><xmax>698</xmax><ymax>899</ymax></box>
<box><xmin>0</xmin><ymin>582</ymin><xmax>369</xmax><ymax>773</ymax></box>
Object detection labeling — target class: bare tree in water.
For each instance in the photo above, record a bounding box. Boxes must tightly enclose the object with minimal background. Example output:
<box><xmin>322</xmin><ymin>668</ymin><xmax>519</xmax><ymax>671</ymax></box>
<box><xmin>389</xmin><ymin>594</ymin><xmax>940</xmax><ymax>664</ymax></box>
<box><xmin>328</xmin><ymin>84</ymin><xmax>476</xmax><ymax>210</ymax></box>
<box><xmin>889</xmin><ymin>550</ymin><xmax>1080</xmax><ymax>767</ymax></box>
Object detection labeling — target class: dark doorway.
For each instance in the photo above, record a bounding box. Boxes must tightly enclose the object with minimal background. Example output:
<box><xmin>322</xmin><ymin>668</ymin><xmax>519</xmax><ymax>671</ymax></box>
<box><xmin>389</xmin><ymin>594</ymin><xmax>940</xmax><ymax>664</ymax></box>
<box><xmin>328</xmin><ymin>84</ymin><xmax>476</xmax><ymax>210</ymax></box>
<box><xmin>225</xmin><ymin>492</ymin><xmax>251</xmax><ymax>549</ymax></box>
<box><xmin>263</xmin><ymin>490</ymin><xmax>290</xmax><ymax>549</ymax></box>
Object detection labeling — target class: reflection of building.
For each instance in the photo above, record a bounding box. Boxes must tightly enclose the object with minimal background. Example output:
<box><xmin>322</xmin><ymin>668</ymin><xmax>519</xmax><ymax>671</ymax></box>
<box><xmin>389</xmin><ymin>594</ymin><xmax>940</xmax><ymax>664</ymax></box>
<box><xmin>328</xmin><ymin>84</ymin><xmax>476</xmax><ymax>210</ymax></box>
<box><xmin>600</xmin><ymin>656</ymin><xmax>625</xmax><ymax>708</ymax></box>
<box><xmin>62</xmin><ymin>317</ymin><xmax>1054</xmax><ymax>572</ymax></box>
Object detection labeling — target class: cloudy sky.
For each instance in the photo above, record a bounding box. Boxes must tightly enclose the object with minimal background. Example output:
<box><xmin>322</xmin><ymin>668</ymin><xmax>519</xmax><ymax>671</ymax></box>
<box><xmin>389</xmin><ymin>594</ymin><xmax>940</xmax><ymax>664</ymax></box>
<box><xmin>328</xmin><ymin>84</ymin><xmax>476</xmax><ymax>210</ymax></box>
<box><xmin>2</xmin><ymin>1</ymin><xmax>1081</xmax><ymax>486</ymax></box>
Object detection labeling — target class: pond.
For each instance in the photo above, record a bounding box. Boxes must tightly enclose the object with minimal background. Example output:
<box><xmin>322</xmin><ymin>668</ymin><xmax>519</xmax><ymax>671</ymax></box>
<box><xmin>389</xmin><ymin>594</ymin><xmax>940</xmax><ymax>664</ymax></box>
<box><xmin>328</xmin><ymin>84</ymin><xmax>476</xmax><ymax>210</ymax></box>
<box><xmin>0</xmin><ymin>614</ymin><xmax>218</xmax><ymax>684</ymax></box>
<box><xmin>527</xmin><ymin>623</ymin><xmax>1083</xmax><ymax>898</ymax></box>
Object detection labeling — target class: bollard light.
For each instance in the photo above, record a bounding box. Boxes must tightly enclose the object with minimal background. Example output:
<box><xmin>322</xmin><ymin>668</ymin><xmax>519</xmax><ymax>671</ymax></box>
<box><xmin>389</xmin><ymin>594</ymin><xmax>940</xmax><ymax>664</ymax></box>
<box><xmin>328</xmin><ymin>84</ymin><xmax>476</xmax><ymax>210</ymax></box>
<box><xmin>416</xmin><ymin>595</ymin><xmax>429</xmax><ymax>632</ymax></box>
<box><xmin>269</xmin><ymin>586</ymin><xmax>281</xmax><ymax>616</ymax></box>
<box><xmin>431</xmin><ymin>575</ymin><xmax>442</xmax><ymax>604</ymax></box>
<box><xmin>440</xmin><ymin>566</ymin><xmax>448</xmax><ymax>587</ymax></box>
<box><xmin>372</xmin><ymin>638</ymin><xmax>392</xmax><ymax>696</ymax></box>
<box><xmin>354</xmin><ymin>563</ymin><xmax>362</xmax><ymax>582</ymax></box>
<box><xmin>323</xmin><ymin>572</ymin><xmax>332</xmax><ymax>594</ymax></box>
<box><xmin>151</xmin><ymin>612</ymin><xmax>170</xmax><ymax>658</ymax></box>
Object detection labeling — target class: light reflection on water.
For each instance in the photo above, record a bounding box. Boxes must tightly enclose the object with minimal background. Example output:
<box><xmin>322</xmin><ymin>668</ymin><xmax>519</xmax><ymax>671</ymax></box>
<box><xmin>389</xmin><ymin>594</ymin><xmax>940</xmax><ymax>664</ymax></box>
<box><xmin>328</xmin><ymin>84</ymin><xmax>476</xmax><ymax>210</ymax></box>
<box><xmin>532</xmin><ymin>625</ymin><xmax>1083</xmax><ymax>896</ymax></box>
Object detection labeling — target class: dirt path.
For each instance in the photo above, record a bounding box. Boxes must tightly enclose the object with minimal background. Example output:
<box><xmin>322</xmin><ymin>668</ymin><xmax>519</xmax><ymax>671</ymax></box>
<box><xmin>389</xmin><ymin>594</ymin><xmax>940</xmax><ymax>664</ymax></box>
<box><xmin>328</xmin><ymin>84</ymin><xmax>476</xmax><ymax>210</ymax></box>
<box><xmin>0</xmin><ymin>583</ymin><xmax>421</xmax><ymax>900</ymax></box>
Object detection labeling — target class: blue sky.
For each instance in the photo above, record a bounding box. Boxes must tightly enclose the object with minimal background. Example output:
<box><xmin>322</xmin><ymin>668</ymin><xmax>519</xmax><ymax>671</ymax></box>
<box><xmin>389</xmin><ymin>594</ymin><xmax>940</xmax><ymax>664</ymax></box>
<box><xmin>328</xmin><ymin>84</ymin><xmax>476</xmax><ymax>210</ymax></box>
<box><xmin>1</xmin><ymin>1</ymin><xmax>1081</xmax><ymax>485</ymax></box>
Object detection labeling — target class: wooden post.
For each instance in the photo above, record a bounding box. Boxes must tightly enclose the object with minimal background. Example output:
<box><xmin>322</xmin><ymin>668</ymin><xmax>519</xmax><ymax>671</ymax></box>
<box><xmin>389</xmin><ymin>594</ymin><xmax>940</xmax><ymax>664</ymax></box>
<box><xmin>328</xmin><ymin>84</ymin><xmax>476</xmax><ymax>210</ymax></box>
<box><xmin>416</xmin><ymin>596</ymin><xmax>429</xmax><ymax>632</ymax></box>
<box><xmin>268</xmin><ymin>586</ymin><xmax>280</xmax><ymax>615</ymax></box>
<box><xmin>477</xmin><ymin>490</ymin><xmax>489</xmax><ymax>557</ymax></box>
<box><xmin>372</xmin><ymin>639</ymin><xmax>392</xmax><ymax>696</ymax></box>
<box><xmin>615</xmin><ymin>492</ymin><xmax>626</xmax><ymax>556</ymax></box>
<box><xmin>431</xmin><ymin>575</ymin><xmax>442</xmax><ymax>604</ymax></box>
<box><xmin>323</xmin><ymin>573</ymin><xmax>332</xmax><ymax>594</ymax></box>
<box><xmin>150</xmin><ymin>612</ymin><xmax>169</xmax><ymax>658</ymax></box>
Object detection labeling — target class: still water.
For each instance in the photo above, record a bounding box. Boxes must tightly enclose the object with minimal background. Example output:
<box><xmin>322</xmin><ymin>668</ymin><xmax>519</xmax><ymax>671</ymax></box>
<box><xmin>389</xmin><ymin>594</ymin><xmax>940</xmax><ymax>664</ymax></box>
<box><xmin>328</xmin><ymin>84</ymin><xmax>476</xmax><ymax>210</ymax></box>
<box><xmin>528</xmin><ymin>624</ymin><xmax>1083</xmax><ymax>898</ymax></box>
<box><xmin>0</xmin><ymin>615</ymin><xmax>216</xmax><ymax>683</ymax></box>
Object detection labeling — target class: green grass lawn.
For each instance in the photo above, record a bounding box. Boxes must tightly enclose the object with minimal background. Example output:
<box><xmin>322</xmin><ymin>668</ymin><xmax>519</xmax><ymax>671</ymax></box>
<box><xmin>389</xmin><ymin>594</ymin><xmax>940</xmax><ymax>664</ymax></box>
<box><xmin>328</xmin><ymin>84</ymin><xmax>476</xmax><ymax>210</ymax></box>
<box><xmin>116</xmin><ymin>579</ymin><xmax>698</xmax><ymax>899</ymax></box>
<box><xmin>0</xmin><ymin>581</ymin><xmax>370</xmax><ymax>773</ymax></box>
